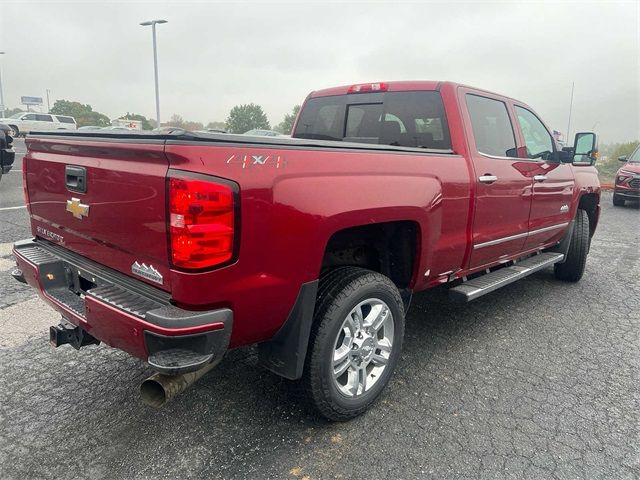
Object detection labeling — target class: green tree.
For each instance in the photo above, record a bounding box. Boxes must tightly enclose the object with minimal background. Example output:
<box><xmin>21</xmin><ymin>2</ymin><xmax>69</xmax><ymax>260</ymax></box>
<box><xmin>225</xmin><ymin>103</ymin><xmax>270</xmax><ymax>134</ymax></box>
<box><xmin>596</xmin><ymin>141</ymin><xmax>639</xmax><ymax>182</ymax></box>
<box><xmin>274</xmin><ymin>105</ymin><xmax>300</xmax><ymax>134</ymax></box>
<box><xmin>2</xmin><ymin>107</ymin><xmax>24</xmax><ymax>118</ymax></box>
<box><xmin>50</xmin><ymin>100</ymin><xmax>110</xmax><ymax>127</ymax></box>
<box><xmin>121</xmin><ymin>112</ymin><xmax>153</xmax><ymax>130</ymax></box>
<box><xmin>164</xmin><ymin>114</ymin><xmax>203</xmax><ymax>131</ymax></box>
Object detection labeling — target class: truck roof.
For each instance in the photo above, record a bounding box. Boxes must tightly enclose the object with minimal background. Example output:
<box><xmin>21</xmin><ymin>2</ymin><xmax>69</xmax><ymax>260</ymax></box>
<box><xmin>308</xmin><ymin>80</ymin><xmax>520</xmax><ymax>103</ymax></box>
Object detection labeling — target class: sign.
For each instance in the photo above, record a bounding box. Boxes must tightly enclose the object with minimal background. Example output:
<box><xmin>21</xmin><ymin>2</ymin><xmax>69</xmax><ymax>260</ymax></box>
<box><xmin>21</xmin><ymin>96</ymin><xmax>43</xmax><ymax>106</ymax></box>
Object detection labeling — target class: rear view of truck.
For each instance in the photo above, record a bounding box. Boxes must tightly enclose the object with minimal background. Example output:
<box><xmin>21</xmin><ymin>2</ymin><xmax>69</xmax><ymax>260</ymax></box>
<box><xmin>14</xmin><ymin>134</ymin><xmax>237</xmax><ymax>383</ymax></box>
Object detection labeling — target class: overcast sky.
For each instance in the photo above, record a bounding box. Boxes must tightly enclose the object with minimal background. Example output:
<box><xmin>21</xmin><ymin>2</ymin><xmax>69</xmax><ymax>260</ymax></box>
<box><xmin>1</xmin><ymin>0</ymin><xmax>638</xmax><ymax>142</ymax></box>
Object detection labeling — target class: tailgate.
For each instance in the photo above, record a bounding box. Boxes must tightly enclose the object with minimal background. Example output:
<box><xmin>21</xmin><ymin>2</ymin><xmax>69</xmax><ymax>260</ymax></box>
<box><xmin>25</xmin><ymin>136</ymin><xmax>171</xmax><ymax>290</ymax></box>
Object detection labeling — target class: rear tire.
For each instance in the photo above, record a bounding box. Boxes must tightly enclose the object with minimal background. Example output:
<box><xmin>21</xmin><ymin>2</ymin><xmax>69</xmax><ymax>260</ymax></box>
<box><xmin>302</xmin><ymin>267</ymin><xmax>405</xmax><ymax>421</ymax></box>
<box><xmin>554</xmin><ymin>209</ymin><xmax>589</xmax><ymax>282</ymax></box>
<box><xmin>613</xmin><ymin>194</ymin><xmax>625</xmax><ymax>207</ymax></box>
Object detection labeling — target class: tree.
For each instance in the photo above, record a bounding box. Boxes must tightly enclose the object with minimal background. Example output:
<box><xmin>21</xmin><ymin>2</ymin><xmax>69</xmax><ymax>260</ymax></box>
<box><xmin>225</xmin><ymin>103</ymin><xmax>270</xmax><ymax>134</ymax></box>
<box><xmin>164</xmin><ymin>114</ymin><xmax>203</xmax><ymax>131</ymax></box>
<box><xmin>274</xmin><ymin>105</ymin><xmax>301</xmax><ymax>134</ymax></box>
<box><xmin>2</xmin><ymin>107</ymin><xmax>24</xmax><ymax>118</ymax></box>
<box><xmin>50</xmin><ymin>100</ymin><xmax>110</xmax><ymax>127</ymax></box>
<box><xmin>596</xmin><ymin>141</ymin><xmax>639</xmax><ymax>182</ymax></box>
<box><xmin>120</xmin><ymin>112</ymin><xmax>153</xmax><ymax>131</ymax></box>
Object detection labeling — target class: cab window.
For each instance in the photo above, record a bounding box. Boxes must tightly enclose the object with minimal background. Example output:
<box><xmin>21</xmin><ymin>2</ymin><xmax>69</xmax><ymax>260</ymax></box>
<box><xmin>294</xmin><ymin>91</ymin><xmax>451</xmax><ymax>150</ymax></box>
<box><xmin>22</xmin><ymin>114</ymin><xmax>37</xmax><ymax>121</ymax></box>
<box><xmin>514</xmin><ymin>106</ymin><xmax>554</xmax><ymax>160</ymax></box>
<box><xmin>465</xmin><ymin>94</ymin><xmax>517</xmax><ymax>158</ymax></box>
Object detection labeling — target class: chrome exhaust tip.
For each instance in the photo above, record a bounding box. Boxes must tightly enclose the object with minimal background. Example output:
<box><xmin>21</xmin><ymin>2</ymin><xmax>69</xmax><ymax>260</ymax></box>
<box><xmin>140</xmin><ymin>358</ymin><xmax>221</xmax><ymax>408</ymax></box>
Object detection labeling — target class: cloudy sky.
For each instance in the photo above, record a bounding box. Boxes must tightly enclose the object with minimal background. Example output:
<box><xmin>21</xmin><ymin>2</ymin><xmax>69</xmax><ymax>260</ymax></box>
<box><xmin>1</xmin><ymin>0</ymin><xmax>638</xmax><ymax>142</ymax></box>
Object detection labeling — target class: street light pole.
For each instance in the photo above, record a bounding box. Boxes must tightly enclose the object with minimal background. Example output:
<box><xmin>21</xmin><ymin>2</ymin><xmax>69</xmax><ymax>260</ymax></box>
<box><xmin>0</xmin><ymin>52</ymin><xmax>6</xmax><ymax>119</ymax></box>
<box><xmin>140</xmin><ymin>20</ymin><xmax>167</xmax><ymax>129</ymax></box>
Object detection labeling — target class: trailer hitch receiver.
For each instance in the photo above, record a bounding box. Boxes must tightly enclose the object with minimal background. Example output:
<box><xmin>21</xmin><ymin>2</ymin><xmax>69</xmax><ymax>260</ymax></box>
<box><xmin>50</xmin><ymin>319</ymin><xmax>100</xmax><ymax>350</ymax></box>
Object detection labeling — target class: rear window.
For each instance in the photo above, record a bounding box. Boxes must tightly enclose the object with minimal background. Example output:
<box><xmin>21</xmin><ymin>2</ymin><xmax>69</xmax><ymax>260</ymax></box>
<box><xmin>293</xmin><ymin>91</ymin><xmax>451</xmax><ymax>150</ymax></box>
<box><xmin>56</xmin><ymin>116</ymin><xmax>76</xmax><ymax>124</ymax></box>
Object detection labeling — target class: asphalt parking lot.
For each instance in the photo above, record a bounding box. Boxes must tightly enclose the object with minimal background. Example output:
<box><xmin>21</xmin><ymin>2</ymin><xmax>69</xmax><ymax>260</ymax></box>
<box><xmin>0</xmin><ymin>139</ymin><xmax>638</xmax><ymax>479</ymax></box>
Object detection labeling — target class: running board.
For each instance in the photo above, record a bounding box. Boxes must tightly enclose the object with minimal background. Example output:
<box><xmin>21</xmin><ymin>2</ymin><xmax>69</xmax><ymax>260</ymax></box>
<box><xmin>449</xmin><ymin>252</ymin><xmax>564</xmax><ymax>302</ymax></box>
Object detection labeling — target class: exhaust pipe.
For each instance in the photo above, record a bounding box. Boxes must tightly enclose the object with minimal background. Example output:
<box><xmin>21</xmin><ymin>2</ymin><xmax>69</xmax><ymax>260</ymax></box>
<box><xmin>140</xmin><ymin>358</ymin><xmax>221</xmax><ymax>408</ymax></box>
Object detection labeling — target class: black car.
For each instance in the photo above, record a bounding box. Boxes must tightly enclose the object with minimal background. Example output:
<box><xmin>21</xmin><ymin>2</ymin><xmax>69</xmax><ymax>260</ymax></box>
<box><xmin>0</xmin><ymin>123</ymin><xmax>16</xmax><ymax>181</ymax></box>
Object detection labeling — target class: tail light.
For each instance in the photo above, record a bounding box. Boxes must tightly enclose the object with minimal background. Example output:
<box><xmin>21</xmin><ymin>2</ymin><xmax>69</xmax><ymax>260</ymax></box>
<box><xmin>168</xmin><ymin>173</ymin><xmax>238</xmax><ymax>270</ymax></box>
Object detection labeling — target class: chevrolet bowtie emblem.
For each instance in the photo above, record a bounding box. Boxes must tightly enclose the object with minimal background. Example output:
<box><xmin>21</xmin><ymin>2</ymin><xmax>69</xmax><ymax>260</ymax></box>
<box><xmin>66</xmin><ymin>197</ymin><xmax>90</xmax><ymax>219</ymax></box>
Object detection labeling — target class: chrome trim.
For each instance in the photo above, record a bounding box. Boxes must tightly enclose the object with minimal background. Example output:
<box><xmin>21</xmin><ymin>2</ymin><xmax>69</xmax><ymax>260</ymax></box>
<box><xmin>478</xmin><ymin>152</ymin><xmax>544</xmax><ymax>163</ymax></box>
<box><xmin>533</xmin><ymin>175</ymin><xmax>547</xmax><ymax>182</ymax></box>
<box><xmin>473</xmin><ymin>222</ymin><xmax>569</xmax><ymax>250</ymax></box>
<box><xmin>479</xmin><ymin>175</ymin><xmax>498</xmax><ymax>183</ymax></box>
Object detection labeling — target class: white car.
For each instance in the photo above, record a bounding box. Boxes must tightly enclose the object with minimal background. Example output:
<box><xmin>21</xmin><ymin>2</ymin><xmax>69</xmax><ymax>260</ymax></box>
<box><xmin>0</xmin><ymin>113</ymin><xmax>77</xmax><ymax>137</ymax></box>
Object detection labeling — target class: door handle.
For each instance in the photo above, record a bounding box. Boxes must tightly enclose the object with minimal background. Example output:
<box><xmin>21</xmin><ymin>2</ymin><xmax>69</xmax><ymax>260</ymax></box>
<box><xmin>533</xmin><ymin>175</ymin><xmax>547</xmax><ymax>182</ymax></box>
<box><xmin>478</xmin><ymin>174</ymin><xmax>498</xmax><ymax>184</ymax></box>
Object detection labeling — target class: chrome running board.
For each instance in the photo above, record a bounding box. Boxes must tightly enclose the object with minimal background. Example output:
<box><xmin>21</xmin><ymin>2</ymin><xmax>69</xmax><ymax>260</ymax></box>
<box><xmin>449</xmin><ymin>252</ymin><xmax>564</xmax><ymax>302</ymax></box>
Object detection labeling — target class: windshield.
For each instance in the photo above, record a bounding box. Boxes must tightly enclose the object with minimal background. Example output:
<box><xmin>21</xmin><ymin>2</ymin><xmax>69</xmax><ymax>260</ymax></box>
<box><xmin>627</xmin><ymin>145</ymin><xmax>640</xmax><ymax>163</ymax></box>
<box><xmin>9</xmin><ymin>113</ymin><xmax>24</xmax><ymax>119</ymax></box>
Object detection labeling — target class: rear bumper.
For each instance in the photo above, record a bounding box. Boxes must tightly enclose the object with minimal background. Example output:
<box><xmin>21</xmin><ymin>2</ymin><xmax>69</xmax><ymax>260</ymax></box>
<box><xmin>12</xmin><ymin>238</ymin><xmax>233</xmax><ymax>373</ymax></box>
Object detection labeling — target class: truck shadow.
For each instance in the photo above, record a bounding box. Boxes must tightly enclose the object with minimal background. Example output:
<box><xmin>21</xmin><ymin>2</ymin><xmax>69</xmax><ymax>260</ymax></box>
<box><xmin>0</xmin><ymin>268</ymin><xmax>580</xmax><ymax>478</ymax></box>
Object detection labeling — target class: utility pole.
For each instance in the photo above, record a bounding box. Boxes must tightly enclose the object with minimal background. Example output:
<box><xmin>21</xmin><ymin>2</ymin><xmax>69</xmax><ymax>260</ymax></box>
<box><xmin>140</xmin><ymin>20</ymin><xmax>168</xmax><ymax>128</ymax></box>
<box><xmin>0</xmin><ymin>52</ymin><xmax>5</xmax><ymax>118</ymax></box>
<box><xmin>46</xmin><ymin>89</ymin><xmax>51</xmax><ymax>112</ymax></box>
<box><xmin>566</xmin><ymin>81</ymin><xmax>575</xmax><ymax>143</ymax></box>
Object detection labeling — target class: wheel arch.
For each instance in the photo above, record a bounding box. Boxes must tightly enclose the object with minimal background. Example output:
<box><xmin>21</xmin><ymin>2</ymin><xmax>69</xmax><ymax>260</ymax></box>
<box><xmin>578</xmin><ymin>192</ymin><xmax>600</xmax><ymax>237</ymax></box>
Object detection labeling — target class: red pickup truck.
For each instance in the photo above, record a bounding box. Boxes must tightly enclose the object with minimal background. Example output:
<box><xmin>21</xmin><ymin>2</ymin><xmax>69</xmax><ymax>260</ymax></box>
<box><xmin>13</xmin><ymin>81</ymin><xmax>600</xmax><ymax>420</ymax></box>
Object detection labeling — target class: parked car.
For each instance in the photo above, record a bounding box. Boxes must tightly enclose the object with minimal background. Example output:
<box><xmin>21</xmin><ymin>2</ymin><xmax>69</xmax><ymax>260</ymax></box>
<box><xmin>100</xmin><ymin>126</ymin><xmax>134</xmax><ymax>131</ymax></box>
<box><xmin>613</xmin><ymin>145</ymin><xmax>640</xmax><ymax>206</ymax></box>
<box><xmin>12</xmin><ymin>81</ymin><xmax>600</xmax><ymax>420</ymax></box>
<box><xmin>0</xmin><ymin>123</ymin><xmax>15</xmax><ymax>181</ymax></box>
<box><xmin>195</xmin><ymin>128</ymin><xmax>228</xmax><ymax>134</ymax></box>
<box><xmin>0</xmin><ymin>112</ymin><xmax>77</xmax><ymax>137</ymax></box>
<box><xmin>243</xmin><ymin>129</ymin><xmax>283</xmax><ymax>136</ymax></box>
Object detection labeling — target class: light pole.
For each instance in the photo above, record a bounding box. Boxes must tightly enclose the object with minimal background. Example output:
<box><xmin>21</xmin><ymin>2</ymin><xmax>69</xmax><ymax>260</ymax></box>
<box><xmin>0</xmin><ymin>52</ymin><xmax>6</xmax><ymax>118</ymax></box>
<box><xmin>140</xmin><ymin>20</ymin><xmax>167</xmax><ymax>129</ymax></box>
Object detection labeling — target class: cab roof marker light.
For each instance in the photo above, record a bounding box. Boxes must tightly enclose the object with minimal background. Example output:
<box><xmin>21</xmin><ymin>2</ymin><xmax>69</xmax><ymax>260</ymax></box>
<box><xmin>347</xmin><ymin>83</ymin><xmax>389</xmax><ymax>94</ymax></box>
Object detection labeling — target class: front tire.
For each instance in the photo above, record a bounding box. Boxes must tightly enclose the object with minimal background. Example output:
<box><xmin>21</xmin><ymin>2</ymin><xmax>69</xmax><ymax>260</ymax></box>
<box><xmin>7</xmin><ymin>125</ymin><xmax>19</xmax><ymax>137</ymax></box>
<box><xmin>302</xmin><ymin>267</ymin><xmax>405</xmax><ymax>421</ymax></box>
<box><xmin>613</xmin><ymin>193</ymin><xmax>625</xmax><ymax>207</ymax></box>
<box><xmin>554</xmin><ymin>209</ymin><xmax>590</xmax><ymax>282</ymax></box>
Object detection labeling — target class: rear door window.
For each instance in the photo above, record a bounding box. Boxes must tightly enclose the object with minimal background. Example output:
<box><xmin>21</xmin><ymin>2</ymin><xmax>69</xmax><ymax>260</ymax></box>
<box><xmin>294</xmin><ymin>91</ymin><xmax>451</xmax><ymax>150</ymax></box>
<box><xmin>36</xmin><ymin>114</ymin><xmax>54</xmax><ymax>122</ymax></box>
<box><xmin>56</xmin><ymin>116</ymin><xmax>76</xmax><ymax>124</ymax></box>
<box><xmin>466</xmin><ymin>94</ymin><xmax>517</xmax><ymax>158</ymax></box>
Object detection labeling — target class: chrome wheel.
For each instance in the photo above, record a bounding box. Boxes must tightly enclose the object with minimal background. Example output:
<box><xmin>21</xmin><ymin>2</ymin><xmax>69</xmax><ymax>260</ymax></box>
<box><xmin>332</xmin><ymin>298</ymin><xmax>394</xmax><ymax>397</ymax></box>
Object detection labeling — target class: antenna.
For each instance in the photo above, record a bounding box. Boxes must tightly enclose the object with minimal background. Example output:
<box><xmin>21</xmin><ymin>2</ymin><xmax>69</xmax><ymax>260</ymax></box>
<box><xmin>566</xmin><ymin>81</ymin><xmax>574</xmax><ymax>143</ymax></box>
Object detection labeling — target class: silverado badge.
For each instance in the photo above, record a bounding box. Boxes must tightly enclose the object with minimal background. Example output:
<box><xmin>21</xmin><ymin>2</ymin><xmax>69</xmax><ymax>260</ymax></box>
<box><xmin>66</xmin><ymin>197</ymin><xmax>90</xmax><ymax>220</ymax></box>
<box><xmin>131</xmin><ymin>262</ymin><xmax>164</xmax><ymax>285</ymax></box>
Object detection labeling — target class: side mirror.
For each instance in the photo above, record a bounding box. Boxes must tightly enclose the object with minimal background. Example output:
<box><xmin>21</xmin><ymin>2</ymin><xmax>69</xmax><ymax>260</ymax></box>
<box><xmin>618</xmin><ymin>155</ymin><xmax>627</xmax><ymax>162</ymax></box>
<box><xmin>572</xmin><ymin>132</ymin><xmax>598</xmax><ymax>165</ymax></box>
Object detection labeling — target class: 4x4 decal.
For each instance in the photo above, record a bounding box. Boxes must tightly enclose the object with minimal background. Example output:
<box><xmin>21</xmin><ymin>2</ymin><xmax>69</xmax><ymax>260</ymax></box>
<box><xmin>226</xmin><ymin>154</ymin><xmax>287</xmax><ymax>169</ymax></box>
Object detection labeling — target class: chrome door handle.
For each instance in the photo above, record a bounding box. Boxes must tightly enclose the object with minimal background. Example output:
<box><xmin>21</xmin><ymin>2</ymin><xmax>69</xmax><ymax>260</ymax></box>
<box><xmin>533</xmin><ymin>175</ymin><xmax>547</xmax><ymax>182</ymax></box>
<box><xmin>479</xmin><ymin>175</ymin><xmax>498</xmax><ymax>184</ymax></box>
